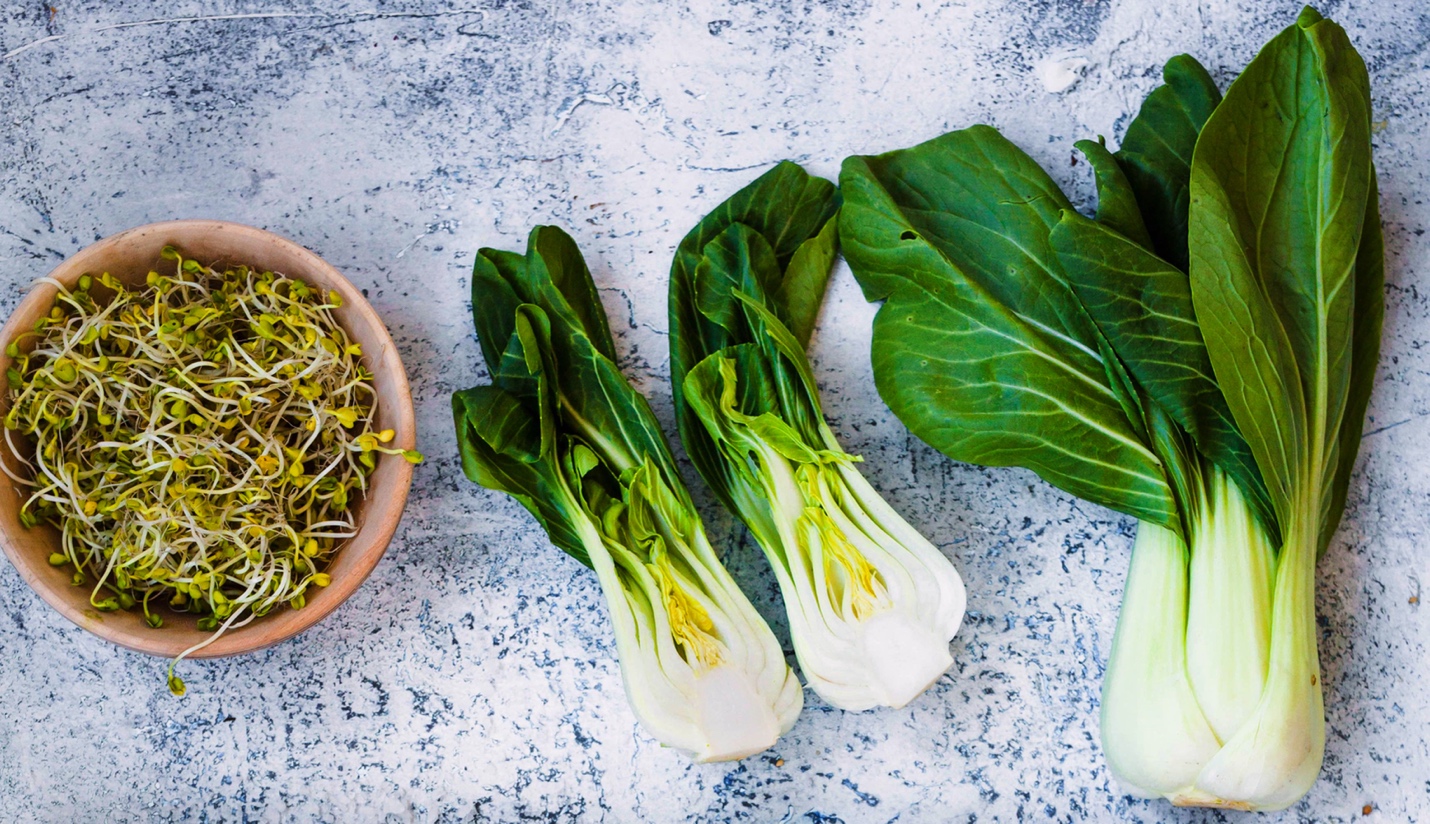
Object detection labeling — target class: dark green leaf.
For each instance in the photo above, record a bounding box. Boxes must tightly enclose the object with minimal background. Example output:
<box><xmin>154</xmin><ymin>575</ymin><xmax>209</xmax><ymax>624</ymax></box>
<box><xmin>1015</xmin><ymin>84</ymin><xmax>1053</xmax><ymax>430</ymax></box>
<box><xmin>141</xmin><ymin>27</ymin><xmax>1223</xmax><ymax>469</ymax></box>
<box><xmin>729</xmin><ymin>290</ymin><xmax>827</xmax><ymax>438</ymax></box>
<box><xmin>776</xmin><ymin>212</ymin><xmax>841</xmax><ymax>346</ymax></box>
<box><xmin>454</xmin><ymin>384</ymin><xmax>541</xmax><ymax>464</ymax></box>
<box><xmin>694</xmin><ymin>223</ymin><xmax>781</xmax><ymax>337</ymax></box>
<box><xmin>674</xmin><ymin>161</ymin><xmax>840</xmax><ymax>278</ymax></box>
<box><xmin>1188</xmin><ymin>7</ymin><xmax>1375</xmax><ymax>538</ymax></box>
<box><xmin>839</xmin><ymin>126</ymin><xmax>1179</xmax><ymax>531</ymax></box>
<box><xmin>1116</xmin><ymin>54</ymin><xmax>1222</xmax><ymax>272</ymax></box>
<box><xmin>527</xmin><ymin>225</ymin><xmax>618</xmax><ymax>362</ymax></box>
<box><xmin>469</xmin><ymin>248</ymin><xmax>525</xmax><ymax>377</ymax></box>
<box><xmin>842</xmin><ymin>126</ymin><xmax>1100</xmax><ymax>347</ymax></box>
<box><xmin>452</xmin><ymin>385</ymin><xmax>591</xmax><ymax>566</ymax></box>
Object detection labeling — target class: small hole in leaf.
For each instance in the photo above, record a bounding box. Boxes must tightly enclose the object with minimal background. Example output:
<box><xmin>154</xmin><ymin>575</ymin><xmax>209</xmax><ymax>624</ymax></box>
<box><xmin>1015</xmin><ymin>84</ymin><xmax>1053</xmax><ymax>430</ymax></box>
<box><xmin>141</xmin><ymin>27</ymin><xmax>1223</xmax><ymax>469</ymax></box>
<box><xmin>900</xmin><ymin>230</ymin><xmax>918</xmax><ymax>240</ymax></box>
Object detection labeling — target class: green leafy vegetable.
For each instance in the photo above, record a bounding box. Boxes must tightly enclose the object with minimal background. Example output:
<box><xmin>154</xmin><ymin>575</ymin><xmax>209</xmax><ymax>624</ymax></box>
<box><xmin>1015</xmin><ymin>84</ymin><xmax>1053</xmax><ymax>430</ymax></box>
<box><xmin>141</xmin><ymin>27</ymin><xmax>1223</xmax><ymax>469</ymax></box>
<box><xmin>836</xmin><ymin>119</ymin><xmax>1279</xmax><ymax>706</ymax></box>
<box><xmin>839</xmin><ymin>7</ymin><xmax>1380</xmax><ymax>810</ymax></box>
<box><xmin>671</xmin><ymin>163</ymin><xmax>966</xmax><ymax>711</ymax></box>
<box><xmin>453</xmin><ymin>226</ymin><xmax>802</xmax><ymax>761</ymax></box>
<box><xmin>1075</xmin><ymin>137</ymin><xmax>1153</xmax><ymax>250</ymax></box>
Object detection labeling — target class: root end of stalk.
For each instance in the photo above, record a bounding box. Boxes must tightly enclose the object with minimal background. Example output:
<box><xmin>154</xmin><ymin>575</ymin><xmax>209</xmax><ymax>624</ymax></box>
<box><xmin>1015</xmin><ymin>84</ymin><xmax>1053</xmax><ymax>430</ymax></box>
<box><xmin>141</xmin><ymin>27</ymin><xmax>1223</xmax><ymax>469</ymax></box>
<box><xmin>1168</xmin><ymin>789</ymin><xmax>1255</xmax><ymax>811</ymax></box>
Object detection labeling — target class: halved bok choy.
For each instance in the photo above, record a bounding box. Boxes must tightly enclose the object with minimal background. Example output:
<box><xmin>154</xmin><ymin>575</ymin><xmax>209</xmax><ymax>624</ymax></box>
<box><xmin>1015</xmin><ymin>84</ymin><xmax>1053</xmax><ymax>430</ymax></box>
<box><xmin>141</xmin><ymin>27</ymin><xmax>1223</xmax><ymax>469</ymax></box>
<box><xmin>669</xmin><ymin>163</ymin><xmax>967</xmax><ymax>712</ymax></box>
<box><xmin>453</xmin><ymin>226</ymin><xmax>803</xmax><ymax>761</ymax></box>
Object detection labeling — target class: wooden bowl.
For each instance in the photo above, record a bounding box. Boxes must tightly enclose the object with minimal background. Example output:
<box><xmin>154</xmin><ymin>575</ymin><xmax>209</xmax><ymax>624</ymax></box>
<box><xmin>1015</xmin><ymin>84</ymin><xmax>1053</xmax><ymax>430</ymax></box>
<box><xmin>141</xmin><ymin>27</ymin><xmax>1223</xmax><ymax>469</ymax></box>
<box><xmin>0</xmin><ymin>220</ymin><xmax>415</xmax><ymax>658</ymax></box>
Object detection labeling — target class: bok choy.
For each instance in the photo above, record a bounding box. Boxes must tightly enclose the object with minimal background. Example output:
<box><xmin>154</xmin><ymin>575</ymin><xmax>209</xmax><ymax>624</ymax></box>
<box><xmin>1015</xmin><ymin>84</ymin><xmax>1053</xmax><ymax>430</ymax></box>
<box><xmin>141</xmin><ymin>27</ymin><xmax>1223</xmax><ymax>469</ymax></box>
<box><xmin>1179</xmin><ymin>7</ymin><xmax>1380</xmax><ymax>807</ymax></box>
<box><xmin>670</xmin><ymin>163</ymin><xmax>967</xmax><ymax>712</ymax></box>
<box><xmin>838</xmin><ymin>6</ymin><xmax>1379</xmax><ymax>809</ymax></box>
<box><xmin>453</xmin><ymin>226</ymin><xmax>802</xmax><ymax>761</ymax></box>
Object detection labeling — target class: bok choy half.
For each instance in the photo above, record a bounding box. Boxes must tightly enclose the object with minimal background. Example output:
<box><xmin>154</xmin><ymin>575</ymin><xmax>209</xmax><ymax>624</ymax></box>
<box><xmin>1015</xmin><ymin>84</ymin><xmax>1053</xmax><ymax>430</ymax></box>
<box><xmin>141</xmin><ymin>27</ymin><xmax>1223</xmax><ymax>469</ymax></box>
<box><xmin>838</xmin><ymin>7</ymin><xmax>1380</xmax><ymax>810</ymax></box>
<box><xmin>452</xmin><ymin>226</ymin><xmax>802</xmax><ymax>761</ymax></box>
<box><xmin>669</xmin><ymin>163</ymin><xmax>967</xmax><ymax>712</ymax></box>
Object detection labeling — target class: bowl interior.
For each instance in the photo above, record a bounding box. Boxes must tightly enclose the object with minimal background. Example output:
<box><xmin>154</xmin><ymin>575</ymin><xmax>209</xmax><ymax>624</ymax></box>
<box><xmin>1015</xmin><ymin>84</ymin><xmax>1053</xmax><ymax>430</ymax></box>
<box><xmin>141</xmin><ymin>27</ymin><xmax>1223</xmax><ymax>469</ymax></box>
<box><xmin>0</xmin><ymin>220</ymin><xmax>414</xmax><ymax>658</ymax></box>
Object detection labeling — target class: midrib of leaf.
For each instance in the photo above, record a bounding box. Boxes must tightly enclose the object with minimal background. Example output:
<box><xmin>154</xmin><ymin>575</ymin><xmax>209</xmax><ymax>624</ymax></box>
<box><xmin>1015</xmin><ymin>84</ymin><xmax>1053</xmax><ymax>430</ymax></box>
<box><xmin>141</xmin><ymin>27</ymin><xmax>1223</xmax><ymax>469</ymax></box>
<box><xmin>560</xmin><ymin>394</ymin><xmax>636</xmax><ymax>475</ymax></box>
<box><xmin>1277</xmin><ymin>42</ymin><xmax>1354</xmax><ymax>522</ymax></box>
<box><xmin>1307</xmin><ymin>67</ymin><xmax>1359</xmax><ymax>519</ymax></box>
<box><xmin>1013</xmin><ymin>310</ymin><xmax>1103</xmax><ymax>364</ymax></box>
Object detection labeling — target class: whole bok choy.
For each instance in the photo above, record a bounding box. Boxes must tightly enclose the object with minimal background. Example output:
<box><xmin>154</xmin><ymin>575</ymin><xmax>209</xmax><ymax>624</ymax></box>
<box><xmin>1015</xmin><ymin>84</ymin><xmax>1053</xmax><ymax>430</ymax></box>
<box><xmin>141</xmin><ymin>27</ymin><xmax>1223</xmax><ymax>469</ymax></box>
<box><xmin>838</xmin><ymin>7</ymin><xmax>1379</xmax><ymax>809</ymax></box>
<box><xmin>670</xmin><ymin>163</ymin><xmax>967</xmax><ymax>711</ymax></box>
<box><xmin>1076</xmin><ymin>10</ymin><xmax>1380</xmax><ymax>807</ymax></box>
<box><xmin>453</xmin><ymin>226</ymin><xmax>803</xmax><ymax>761</ymax></box>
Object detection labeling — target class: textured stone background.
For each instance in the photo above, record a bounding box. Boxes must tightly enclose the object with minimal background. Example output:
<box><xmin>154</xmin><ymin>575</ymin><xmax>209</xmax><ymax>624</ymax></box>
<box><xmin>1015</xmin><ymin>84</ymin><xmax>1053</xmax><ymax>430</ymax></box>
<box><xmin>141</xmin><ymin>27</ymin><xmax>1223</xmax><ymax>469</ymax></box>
<box><xmin>0</xmin><ymin>1</ymin><xmax>1425</xmax><ymax>822</ymax></box>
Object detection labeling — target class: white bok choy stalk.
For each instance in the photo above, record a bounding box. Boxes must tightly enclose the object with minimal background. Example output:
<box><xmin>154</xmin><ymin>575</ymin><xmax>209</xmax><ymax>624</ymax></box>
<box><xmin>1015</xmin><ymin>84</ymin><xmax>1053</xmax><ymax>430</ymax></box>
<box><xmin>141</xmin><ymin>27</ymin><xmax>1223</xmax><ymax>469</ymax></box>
<box><xmin>453</xmin><ymin>226</ymin><xmax>803</xmax><ymax>761</ymax></box>
<box><xmin>669</xmin><ymin>163</ymin><xmax>966</xmax><ymax>711</ymax></box>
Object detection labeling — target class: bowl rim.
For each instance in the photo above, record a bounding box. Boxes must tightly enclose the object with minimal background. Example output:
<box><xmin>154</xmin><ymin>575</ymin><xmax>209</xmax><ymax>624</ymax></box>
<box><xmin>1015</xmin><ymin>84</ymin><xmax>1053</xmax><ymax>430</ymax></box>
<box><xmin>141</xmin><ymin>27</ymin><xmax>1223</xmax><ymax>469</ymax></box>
<box><xmin>0</xmin><ymin>219</ymin><xmax>415</xmax><ymax>658</ymax></box>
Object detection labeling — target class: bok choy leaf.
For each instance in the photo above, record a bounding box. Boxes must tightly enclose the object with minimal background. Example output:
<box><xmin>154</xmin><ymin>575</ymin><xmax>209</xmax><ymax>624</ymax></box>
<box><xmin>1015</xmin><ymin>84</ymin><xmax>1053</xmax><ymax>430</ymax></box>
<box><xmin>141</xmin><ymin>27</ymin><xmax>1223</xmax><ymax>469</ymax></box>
<box><xmin>839</xmin><ymin>125</ymin><xmax>1186</xmax><ymax>534</ymax></box>
<box><xmin>1112</xmin><ymin>53</ymin><xmax>1223</xmax><ymax>273</ymax></box>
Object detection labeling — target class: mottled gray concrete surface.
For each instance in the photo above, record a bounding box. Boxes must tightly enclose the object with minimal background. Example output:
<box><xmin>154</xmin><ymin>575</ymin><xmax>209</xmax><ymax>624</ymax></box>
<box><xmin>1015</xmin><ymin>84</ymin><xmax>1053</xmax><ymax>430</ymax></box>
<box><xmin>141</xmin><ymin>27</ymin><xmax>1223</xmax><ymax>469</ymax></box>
<box><xmin>0</xmin><ymin>1</ymin><xmax>1426</xmax><ymax>822</ymax></box>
